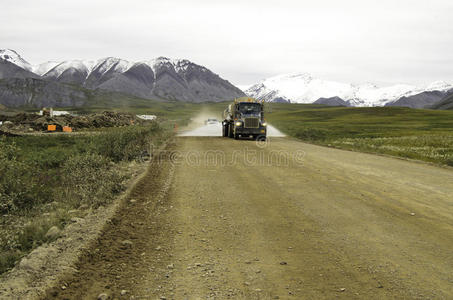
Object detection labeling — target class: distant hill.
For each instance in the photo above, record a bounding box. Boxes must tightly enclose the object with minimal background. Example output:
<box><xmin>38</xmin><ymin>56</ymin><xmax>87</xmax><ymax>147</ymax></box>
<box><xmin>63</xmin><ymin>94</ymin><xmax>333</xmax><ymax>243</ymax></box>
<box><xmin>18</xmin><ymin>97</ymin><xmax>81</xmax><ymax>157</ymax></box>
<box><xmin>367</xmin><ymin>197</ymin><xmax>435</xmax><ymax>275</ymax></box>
<box><xmin>313</xmin><ymin>96</ymin><xmax>350</xmax><ymax>107</ymax></box>
<box><xmin>431</xmin><ymin>93</ymin><xmax>453</xmax><ymax>110</ymax></box>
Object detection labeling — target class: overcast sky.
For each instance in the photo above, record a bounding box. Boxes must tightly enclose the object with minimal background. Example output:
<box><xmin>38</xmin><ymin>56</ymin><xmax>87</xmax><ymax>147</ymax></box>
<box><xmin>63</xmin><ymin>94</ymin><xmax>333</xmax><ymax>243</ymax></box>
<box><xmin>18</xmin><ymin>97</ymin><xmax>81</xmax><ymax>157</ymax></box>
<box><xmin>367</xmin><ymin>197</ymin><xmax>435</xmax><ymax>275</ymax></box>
<box><xmin>1</xmin><ymin>0</ymin><xmax>452</xmax><ymax>86</ymax></box>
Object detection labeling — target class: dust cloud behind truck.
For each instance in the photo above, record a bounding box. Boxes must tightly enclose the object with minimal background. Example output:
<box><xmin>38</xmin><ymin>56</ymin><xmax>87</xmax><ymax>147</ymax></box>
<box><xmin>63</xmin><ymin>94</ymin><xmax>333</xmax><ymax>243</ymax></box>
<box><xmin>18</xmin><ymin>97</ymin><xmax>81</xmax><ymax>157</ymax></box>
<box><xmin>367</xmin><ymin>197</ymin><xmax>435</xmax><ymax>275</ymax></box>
<box><xmin>222</xmin><ymin>97</ymin><xmax>267</xmax><ymax>140</ymax></box>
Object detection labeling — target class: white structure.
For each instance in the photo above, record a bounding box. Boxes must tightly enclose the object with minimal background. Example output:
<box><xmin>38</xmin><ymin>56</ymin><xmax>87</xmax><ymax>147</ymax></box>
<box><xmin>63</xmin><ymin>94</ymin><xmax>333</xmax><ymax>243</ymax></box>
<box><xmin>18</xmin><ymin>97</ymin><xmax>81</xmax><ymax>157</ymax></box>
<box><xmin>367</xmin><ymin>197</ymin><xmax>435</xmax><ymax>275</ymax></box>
<box><xmin>38</xmin><ymin>109</ymin><xmax>70</xmax><ymax>117</ymax></box>
<box><xmin>136</xmin><ymin>115</ymin><xmax>157</xmax><ymax>121</ymax></box>
<box><xmin>53</xmin><ymin>111</ymin><xmax>70</xmax><ymax>116</ymax></box>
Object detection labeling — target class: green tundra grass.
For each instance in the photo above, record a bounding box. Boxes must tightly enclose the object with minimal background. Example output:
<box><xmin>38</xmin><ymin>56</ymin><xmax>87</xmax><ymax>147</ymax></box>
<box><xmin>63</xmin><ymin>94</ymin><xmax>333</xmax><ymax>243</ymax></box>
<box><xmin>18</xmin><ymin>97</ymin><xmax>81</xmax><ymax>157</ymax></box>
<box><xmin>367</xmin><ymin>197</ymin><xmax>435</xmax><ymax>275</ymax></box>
<box><xmin>0</xmin><ymin>123</ymin><xmax>170</xmax><ymax>274</ymax></box>
<box><xmin>265</xmin><ymin>103</ymin><xmax>453</xmax><ymax>166</ymax></box>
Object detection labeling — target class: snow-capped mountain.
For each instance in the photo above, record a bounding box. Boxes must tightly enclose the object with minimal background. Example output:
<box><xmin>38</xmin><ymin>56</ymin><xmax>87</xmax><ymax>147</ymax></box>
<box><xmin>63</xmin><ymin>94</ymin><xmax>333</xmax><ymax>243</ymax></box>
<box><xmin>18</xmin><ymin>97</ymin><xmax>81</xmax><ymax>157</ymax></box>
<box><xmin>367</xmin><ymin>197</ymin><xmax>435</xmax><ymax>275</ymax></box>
<box><xmin>0</xmin><ymin>49</ymin><xmax>32</xmax><ymax>71</ymax></box>
<box><xmin>35</xmin><ymin>56</ymin><xmax>245</xmax><ymax>101</ymax></box>
<box><xmin>0</xmin><ymin>49</ymin><xmax>245</xmax><ymax>105</ymax></box>
<box><xmin>244</xmin><ymin>73</ymin><xmax>453</xmax><ymax>107</ymax></box>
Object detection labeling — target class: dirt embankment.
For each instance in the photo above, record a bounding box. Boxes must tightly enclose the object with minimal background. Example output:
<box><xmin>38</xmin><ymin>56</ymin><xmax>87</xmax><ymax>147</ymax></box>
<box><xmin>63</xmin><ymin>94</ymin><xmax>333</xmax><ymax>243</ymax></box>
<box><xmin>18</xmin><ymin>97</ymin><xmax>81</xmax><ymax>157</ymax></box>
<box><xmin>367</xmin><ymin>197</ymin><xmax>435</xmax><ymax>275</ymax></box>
<box><xmin>0</xmin><ymin>111</ymin><xmax>147</xmax><ymax>134</ymax></box>
<box><xmin>0</xmin><ymin>141</ymin><xmax>173</xmax><ymax>300</ymax></box>
<box><xmin>43</xmin><ymin>146</ymin><xmax>177</xmax><ymax>300</ymax></box>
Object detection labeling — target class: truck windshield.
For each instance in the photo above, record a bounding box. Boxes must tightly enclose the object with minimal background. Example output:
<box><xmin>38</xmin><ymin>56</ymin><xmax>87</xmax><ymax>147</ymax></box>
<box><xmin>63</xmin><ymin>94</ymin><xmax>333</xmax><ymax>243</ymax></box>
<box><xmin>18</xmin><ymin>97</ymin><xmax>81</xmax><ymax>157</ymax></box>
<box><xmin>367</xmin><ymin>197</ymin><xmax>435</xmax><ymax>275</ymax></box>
<box><xmin>238</xmin><ymin>103</ymin><xmax>261</xmax><ymax>114</ymax></box>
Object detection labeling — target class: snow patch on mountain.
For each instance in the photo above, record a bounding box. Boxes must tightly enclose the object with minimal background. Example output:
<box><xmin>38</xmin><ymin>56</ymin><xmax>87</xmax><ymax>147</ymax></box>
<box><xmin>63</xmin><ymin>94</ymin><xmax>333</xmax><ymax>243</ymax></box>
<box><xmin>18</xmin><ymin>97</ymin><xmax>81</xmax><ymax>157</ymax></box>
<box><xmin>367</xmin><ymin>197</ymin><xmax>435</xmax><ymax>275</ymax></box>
<box><xmin>43</xmin><ymin>60</ymin><xmax>95</xmax><ymax>78</ymax></box>
<box><xmin>246</xmin><ymin>73</ymin><xmax>352</xmax><ymax>104</ymax></box>
<box><xmin>32</xmin><ymin>61</ymin><xmax>60</xmax><ymax>76</ymax></box>
<box><xmin>425</xmin><ymin>80</ymin><xmax>453</xmax><ymax>92</ymax></box>
<box><xmin>92</xmin><ymin>57</ymin><xmax>135</xmax><ymax>75</ymax></box>
<box><xmin>351</xmin><ymin>84</ymin><xmax>417</xmax><ymax>106</ymax></box>
<box><xmin>41</xmin><ymin>58</ymin><xmax>139</xmax><ymax>81</ymax></box>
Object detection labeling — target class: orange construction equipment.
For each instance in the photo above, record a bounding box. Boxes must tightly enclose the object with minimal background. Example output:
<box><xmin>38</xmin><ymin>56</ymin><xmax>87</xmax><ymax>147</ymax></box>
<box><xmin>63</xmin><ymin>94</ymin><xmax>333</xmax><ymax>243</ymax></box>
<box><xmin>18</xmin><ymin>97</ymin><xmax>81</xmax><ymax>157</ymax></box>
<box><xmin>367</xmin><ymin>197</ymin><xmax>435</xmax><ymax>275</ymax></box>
<box><xmin>47</xmin><ymin>125</ymin><xmax>56</xmax><ymax>131</ymax></box>
<box><xmin>63</xmin><ymin>126</ymin><xmax>72</xmax><ymax>133</ymax></box>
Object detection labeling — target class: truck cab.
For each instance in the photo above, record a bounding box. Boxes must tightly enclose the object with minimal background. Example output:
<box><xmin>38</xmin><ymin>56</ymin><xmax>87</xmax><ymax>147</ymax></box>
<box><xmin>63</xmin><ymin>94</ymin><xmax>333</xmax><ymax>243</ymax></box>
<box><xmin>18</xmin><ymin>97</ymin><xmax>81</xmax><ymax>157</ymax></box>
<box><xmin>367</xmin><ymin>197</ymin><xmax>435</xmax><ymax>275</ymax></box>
<box><xmin>222</xmin><ymin>97</ymin><xmax>267</xmax><ymax>140</ymax></box>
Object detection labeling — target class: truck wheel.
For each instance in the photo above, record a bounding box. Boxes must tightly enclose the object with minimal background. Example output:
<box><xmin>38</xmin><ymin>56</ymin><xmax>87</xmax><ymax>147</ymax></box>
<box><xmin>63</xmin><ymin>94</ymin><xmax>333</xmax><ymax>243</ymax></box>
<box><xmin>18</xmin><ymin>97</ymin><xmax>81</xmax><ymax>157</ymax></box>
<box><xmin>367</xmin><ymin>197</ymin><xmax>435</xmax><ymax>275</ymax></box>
<box><xmin>234</xmin><ymin>132</ymin><xmax>239</xmax><ymax>140</ymax></box>
<box><xmin>256</xmin><ymin>135</ymin><xmax>266</xmax><ymax>141</ymax></box>
<box><xmin>222</xmin><ymin>124</ymin><xmax>227</xmax><ymax>137</ymax></box>
<box><xmin>228</xmin><ymin>125</ymin><xmax>234</xmax><ymax>138</ymax></box>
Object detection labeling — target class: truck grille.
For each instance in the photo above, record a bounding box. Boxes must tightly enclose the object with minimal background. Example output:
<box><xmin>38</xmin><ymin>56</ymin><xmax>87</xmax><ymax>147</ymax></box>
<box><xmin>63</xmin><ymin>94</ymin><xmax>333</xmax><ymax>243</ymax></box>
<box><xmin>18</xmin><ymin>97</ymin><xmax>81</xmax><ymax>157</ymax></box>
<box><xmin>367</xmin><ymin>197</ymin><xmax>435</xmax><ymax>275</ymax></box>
<box><xmin>244</xmin><ymin>117</ymin><xmax>259</xmax><ymax>128</ymax></box>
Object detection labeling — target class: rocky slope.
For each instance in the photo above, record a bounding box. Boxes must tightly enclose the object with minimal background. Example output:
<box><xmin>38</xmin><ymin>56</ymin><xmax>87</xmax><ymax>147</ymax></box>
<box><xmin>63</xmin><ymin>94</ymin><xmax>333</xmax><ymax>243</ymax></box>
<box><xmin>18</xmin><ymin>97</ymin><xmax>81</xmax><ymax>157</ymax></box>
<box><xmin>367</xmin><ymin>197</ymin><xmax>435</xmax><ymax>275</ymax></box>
<box><xmin>0</xmin><ymin>78</ymin><xmax>88</xmax><ymax>107</ymax></box>
<box><xmin>0</xmin><ymin>77</ymin><xmax>154</xmax><ymax>108</ymax></box>
<box><xmin>431</xmin><ymin>93</ymin><xmax>453</xmax><ymax>110</ymax></box>
<box><xmin>0</xmin><ymin>60</ymin><xmax>40</xmax><ymax>80</ymax></box>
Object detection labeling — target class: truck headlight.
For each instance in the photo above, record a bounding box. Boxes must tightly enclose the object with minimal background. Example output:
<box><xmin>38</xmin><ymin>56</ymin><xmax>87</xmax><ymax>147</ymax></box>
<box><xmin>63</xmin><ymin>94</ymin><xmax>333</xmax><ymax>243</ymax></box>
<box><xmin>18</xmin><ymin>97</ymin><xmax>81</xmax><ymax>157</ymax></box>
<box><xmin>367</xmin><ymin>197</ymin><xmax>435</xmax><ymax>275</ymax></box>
<box><xmin>261</xmin><ymin>122</ymin><xmax>267</xmax><ymax>126</ymax></box>
<box><xmin>235</xmin><ymin>121</ymin><xmax>242</xmax><ymax>126</ymax></box>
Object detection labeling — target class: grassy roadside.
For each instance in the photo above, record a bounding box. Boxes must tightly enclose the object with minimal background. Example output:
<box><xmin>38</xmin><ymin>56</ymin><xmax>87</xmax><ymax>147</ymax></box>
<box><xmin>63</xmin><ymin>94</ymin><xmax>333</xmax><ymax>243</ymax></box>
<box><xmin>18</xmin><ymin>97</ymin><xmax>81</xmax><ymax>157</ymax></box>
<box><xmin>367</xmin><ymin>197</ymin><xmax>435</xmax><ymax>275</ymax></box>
<box><xmin>0</xmin><ymin>122</ymin><xmax>171</xmax><ymax>274</ymax></box>
<box><xmin>266</xmin><ymin>103</ymin><xmax>453</xmax><ymax>166</ymax></box>
<box><xmin>0</xmin><ymin>99</ymin><xmax>227</xmax><ymax>274</ymax></box>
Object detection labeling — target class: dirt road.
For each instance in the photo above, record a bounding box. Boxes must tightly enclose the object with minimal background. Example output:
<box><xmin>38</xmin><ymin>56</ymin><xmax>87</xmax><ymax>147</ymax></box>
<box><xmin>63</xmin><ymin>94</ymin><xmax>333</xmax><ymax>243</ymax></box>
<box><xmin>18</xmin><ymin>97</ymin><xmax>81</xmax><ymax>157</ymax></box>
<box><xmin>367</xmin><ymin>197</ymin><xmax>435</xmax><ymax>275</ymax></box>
<box><xmin>44</xmin><ymin>136</ymin><xmax>453</xmax><ymax>299</ymax></box>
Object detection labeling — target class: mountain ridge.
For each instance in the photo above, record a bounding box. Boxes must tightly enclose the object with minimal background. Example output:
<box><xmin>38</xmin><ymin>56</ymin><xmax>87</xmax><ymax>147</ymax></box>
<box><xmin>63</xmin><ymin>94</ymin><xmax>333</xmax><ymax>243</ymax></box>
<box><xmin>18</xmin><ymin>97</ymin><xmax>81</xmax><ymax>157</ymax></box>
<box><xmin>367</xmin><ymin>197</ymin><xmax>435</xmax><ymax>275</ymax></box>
<box><xmin>244</xmin><ymin>73</ymin><xmax>453</xmax><ymax>108</ymax></box>
<box><xmin>0</xmin><ymin>49</ymin><xmax>245</xmax><ymax>107</ymax></box>
<box><xmin>2</xmin><ymin>49</ymin><xmax>453</xmax><ymax>109</ymax></box>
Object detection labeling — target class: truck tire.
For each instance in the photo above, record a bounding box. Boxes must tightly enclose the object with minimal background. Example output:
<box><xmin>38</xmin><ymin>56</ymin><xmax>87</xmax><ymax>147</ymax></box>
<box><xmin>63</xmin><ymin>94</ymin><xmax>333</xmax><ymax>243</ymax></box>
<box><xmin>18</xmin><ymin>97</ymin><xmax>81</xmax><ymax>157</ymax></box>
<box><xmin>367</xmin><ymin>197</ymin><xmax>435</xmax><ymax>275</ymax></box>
<box><xmin>222</xmin><ymin>123</ymin><xmax>228</xmax><ymax>137</ymax></box>
<box><xmin>228</xmin><ymin>124</ymin><xmax>234</xmax><ymax>138</ymax></box>
<box><xmin>256</xmin><ymin>135</ymin><xmax>266</xmax><ymax>141</ymax></box>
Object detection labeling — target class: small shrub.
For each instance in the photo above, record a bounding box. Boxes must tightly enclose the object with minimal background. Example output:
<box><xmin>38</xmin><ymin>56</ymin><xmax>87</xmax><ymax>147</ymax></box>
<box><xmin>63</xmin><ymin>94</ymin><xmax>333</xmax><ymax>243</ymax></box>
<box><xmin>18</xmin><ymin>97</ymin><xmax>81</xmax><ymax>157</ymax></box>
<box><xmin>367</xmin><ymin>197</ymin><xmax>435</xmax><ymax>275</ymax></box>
<box><xmin>60</xmin><ymin>153</ymin><xmax>124</xmax><ymax>208</ymax></box>
<box><xmin>0</xmin><ymin>250</ymin><xmax>21</xmax><ymax>274</ymax></box>
<box><xmin>446</xmin><ymin>159</ymin><xmax>453</xmax><ymax>167</ymax></box>
<box><xmin>0</xmin><ymin>140</ymin><xmax>36</xmax><ymax>213</ymax></box>
<box><xmin>16</xmin><ymin>222</ymin><xmax>51</xmax><ymax>251</ymax></box>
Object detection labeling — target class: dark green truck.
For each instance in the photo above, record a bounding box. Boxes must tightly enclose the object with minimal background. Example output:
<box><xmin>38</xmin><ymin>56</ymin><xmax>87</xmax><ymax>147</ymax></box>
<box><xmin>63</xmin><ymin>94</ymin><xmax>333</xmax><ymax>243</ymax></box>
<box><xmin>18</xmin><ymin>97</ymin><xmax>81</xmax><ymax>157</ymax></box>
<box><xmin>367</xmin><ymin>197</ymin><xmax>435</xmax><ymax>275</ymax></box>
<box><xmin>222</xmin><ymin>97</ymin><xmax>267</xmax><ymax>140</ymax></box>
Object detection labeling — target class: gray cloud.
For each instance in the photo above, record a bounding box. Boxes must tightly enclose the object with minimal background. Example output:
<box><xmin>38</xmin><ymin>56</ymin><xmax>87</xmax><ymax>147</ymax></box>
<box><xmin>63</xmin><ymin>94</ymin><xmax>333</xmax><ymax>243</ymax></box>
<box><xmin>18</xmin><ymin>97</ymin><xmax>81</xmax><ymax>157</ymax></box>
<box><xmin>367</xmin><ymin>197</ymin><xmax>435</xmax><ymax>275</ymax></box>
<box><xmin>1</xmin><ymin>0</ymin><xmax>452</xmax><ymax>85</ymax></box>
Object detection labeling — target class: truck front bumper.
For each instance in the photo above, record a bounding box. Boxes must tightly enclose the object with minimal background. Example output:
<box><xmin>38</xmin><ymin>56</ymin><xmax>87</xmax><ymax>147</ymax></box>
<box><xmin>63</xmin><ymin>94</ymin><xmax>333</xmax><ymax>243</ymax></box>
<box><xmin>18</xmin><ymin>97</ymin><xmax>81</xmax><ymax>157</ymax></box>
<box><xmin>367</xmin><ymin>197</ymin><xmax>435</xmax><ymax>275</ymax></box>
<box><xmin>234</xmin><ymin>127</ymin><xmax>267</xmax><ymax>136</ymax></box>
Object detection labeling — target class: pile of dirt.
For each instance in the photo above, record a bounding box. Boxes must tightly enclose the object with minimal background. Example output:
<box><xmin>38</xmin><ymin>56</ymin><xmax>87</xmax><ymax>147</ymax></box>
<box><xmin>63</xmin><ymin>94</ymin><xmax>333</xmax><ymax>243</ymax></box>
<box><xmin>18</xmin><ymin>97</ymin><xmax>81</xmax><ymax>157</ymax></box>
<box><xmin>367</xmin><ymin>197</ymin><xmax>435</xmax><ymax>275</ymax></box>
<box><xmin>0</xmin><ymin>111</ymin><xmax>150</xmax><ymax>134</ymax></box>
